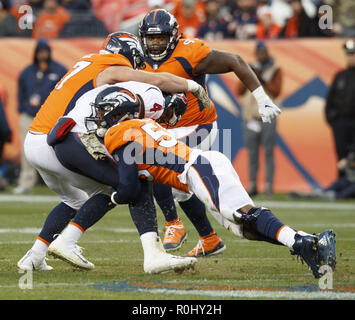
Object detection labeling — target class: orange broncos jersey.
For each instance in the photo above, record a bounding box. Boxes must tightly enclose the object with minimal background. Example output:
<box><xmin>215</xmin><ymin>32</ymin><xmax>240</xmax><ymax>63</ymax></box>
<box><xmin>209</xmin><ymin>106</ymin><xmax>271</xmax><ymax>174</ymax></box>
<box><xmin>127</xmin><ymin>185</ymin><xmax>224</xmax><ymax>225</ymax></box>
<box><xmin>104</xmin><ymin>119</ymin><xmax>193</xmax><ymax>193</ymax></box>
<box><xmin>29</xmin><ymin>53</ymin><xmax>132</xmax><ymax>134</ymax></box>
<box><xmin>144</xmin><ymin>38</ymin><xmax>217</xmax><ymax>128</ymax></box>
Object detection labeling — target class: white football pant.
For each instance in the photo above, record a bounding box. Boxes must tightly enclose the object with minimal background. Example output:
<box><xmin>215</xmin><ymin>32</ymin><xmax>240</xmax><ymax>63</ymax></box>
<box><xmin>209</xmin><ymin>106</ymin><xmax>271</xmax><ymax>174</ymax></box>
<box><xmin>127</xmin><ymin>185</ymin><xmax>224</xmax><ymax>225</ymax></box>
<box><xmin>24</xmin><ymin>132</ymin><xmax>110</xmax><ymax>210</ymax></box>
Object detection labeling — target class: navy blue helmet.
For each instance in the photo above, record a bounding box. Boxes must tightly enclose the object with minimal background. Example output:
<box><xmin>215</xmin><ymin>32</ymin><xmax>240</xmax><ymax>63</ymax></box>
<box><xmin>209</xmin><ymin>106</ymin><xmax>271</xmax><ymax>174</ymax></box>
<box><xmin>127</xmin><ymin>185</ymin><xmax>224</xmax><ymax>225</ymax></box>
<box><xmin>85</xmin><ymin>86</ymin><xmax>143</xmax><ymax>137</ymax></box>
<box><xmin>139</xmin><ymin>9</ymin><xmax>179</xmax><ymax>61</ymax></box>
<box><xmin>101</xmin><ymin>32</ymin><xmax>146</xmax><ymax>69</ymax></box>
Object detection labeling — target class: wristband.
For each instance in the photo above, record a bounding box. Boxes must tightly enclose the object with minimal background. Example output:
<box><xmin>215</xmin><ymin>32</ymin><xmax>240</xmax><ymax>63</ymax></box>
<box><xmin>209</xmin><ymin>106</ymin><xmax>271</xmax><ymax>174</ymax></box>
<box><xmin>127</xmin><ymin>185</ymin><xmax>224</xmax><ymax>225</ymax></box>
<box><xmin>251</xmin><ymin>86</ymin><xmax>267</xmax><ymax>103</ymax></box>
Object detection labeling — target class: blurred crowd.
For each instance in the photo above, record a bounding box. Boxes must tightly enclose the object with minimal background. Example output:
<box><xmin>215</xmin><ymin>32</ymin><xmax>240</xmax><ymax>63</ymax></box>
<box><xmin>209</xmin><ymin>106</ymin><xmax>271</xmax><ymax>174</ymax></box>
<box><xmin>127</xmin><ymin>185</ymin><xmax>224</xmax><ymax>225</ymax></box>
<box><xmin>0</xmin><ymin>0</ymin><xmax>354</xmax><ymax>39</ymax></box>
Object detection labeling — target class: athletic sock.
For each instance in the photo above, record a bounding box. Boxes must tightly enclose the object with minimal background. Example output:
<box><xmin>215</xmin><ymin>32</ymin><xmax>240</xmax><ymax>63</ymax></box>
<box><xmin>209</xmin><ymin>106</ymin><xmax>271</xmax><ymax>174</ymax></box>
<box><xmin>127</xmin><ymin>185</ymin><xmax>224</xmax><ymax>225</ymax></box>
<box><xmin>248</xmin><ymin>208</ymin><xmax>297</xmax><ymax>247</ymax></box>
<box><xmin>153</xmin><ymin>184</ymin><xmax>179</xmax><ymax>222</ymax></box>
<box><xmin>254</xmin><ymin>208</ymin><xmax>285</xmax><ymax>241</ymax></box>
<box><xmin>61</xmin><ymin>222</ymin><xmax>83</xmax><ymax>245</ymax></box>
<box><xmin>178</xmin><ymin>194</ymin><xmax>214</xmax><ymax>237</ymax></box>
<box><xmin>38</xmin><ymin>202</ymin><xmax>76</xmax><ymax>244</ymax></box>
<box><xmin>276</xmin><ymin>225</ymin><xmax>297</xmax><ymax>248</ymax></box>
<box><xmin>32</xmin><ymin>238</ymin><xmax>50</xmax><ymax>256</ymax></box>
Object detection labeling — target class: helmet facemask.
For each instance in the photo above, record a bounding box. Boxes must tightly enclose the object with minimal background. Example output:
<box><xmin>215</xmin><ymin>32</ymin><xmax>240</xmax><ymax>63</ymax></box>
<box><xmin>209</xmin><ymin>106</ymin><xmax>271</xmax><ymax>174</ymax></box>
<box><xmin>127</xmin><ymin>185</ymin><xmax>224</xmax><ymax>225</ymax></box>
<box><xmin>157</xmin><ymin>93</ymin><xmax>187</xmax><ymax>127</ymax></box>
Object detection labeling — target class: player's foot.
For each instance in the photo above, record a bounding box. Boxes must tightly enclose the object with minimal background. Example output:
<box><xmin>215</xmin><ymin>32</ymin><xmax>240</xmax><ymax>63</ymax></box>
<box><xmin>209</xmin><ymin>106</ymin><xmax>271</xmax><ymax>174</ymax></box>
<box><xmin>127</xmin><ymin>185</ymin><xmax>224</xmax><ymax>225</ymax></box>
<box><xmin>185</xmin><ymin>233</ymin><xmax>226</xmax><ymax>257</ymax></box>
<box><xmin>316</xmin><ymin>229</ymin><xmax>336</xmax><ymax>272</ymax></box>
<box><xmin>290</xmin><ymin>229</ymin><xmax>336</xmax><ymax>278</ymax></box>
<box><xmin>17</xmin><ymin>249</ymin><xmax>53</xmax><ymax>271</ymax></box>
<box><xmin>144</xmin><ymin>252</ymin><xmax>197</xmax><ymax>274</ymax></box>
<box><xmin>48</xmin><ymin>234</ymin><xmax>94</xmax><ymax>270</ymax></box>
<box><xmin>163</xmin><ymin>218</ymin><xmax>187</xmax><ymax>251</ymax></box>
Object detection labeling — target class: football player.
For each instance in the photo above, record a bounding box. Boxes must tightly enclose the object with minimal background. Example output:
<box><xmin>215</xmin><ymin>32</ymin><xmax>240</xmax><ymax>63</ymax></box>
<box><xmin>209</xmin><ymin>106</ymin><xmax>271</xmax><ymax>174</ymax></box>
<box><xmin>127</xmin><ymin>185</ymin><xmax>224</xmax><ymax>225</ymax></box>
<box><xmin>17</xmin><ymin>32</ymin><xmax>207</xmax><ymax>273</ymax></box>
<box><xmin>97</xmin><ymin>86</ymin><xmax>335</xmax><ymax>279</ymax></box>
<box><xmin>47</xmin><ymin>82</ymin><xmax>195</xmax><ymax>273</ymax></box>
<box><xmin>138</xmin><ymin>9</ymin><xmax>282</xmax><ymax>256</ymax></box>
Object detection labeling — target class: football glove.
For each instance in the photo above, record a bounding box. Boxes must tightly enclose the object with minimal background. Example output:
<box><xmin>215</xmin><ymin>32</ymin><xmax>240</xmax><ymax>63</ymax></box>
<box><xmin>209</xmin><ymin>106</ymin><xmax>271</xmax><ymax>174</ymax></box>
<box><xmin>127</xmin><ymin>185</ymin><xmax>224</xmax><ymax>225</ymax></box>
<box><xmin>186</xmin><ymin>79</ymin><xmax>211</xmax><ymax>110</ymax></box>
<box><xmin>252</xmin><ymin>86</ymin><xmax>281</xmax><ymax>123</ymax></box>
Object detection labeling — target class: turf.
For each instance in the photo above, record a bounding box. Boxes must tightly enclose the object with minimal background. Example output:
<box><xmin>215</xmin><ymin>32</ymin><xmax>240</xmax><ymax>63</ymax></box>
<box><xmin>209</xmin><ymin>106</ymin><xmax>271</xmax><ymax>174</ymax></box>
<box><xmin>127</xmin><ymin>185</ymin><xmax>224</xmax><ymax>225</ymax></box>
<box><xmin>0</xmin><ymin>186</ymin><xmax>354</xmax><ymax>301</ymax></box>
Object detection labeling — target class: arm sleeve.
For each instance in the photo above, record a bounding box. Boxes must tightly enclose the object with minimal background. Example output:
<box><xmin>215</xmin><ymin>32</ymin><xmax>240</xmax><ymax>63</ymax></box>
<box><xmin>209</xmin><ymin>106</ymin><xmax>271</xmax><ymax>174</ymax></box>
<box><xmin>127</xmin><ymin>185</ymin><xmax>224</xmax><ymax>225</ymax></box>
<box><xmin>111</xmin><ymin>142</ymin><xmax>141</xmax><ymax>204</ymax></box>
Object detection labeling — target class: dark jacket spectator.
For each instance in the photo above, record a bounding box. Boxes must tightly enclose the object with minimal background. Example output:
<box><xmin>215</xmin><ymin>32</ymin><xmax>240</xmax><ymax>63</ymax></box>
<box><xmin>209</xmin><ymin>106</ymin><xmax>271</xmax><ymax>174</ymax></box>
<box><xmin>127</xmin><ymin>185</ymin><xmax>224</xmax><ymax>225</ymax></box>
<box><xmin>0</xmin><ymin>97</ymin><xmax>11</xmax><ymax>191</ymax></box>
<box><xmin>18</xmin><ymin>39</ymin><xmax>67</xmax><ymax>117</ymax></box>
<box><xmin>226</xmin><ymin>0</ymin><xmax>258</xmax><ymax>39</ymax></box>
<box><xmin>325</xmin><ymin>39</ymin><xmax>355</xmax><ymax>177</ymax></box>
<box><xmin>0</xmin><ymin>98</ymin><xmax>11</xmax><ymax>146</ymax></box>
<box><xmin>198</xmin><ymin>0</ymin><xmax>230</xmax><ymax>40</ymax></box>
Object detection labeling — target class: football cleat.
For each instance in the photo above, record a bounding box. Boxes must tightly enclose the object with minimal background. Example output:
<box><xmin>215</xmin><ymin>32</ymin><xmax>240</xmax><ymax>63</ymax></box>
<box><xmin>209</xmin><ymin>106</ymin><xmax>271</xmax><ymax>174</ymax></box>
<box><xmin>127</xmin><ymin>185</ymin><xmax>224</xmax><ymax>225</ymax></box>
<box><xmin>290</xmin><ymin>229</ymin><xmax>336</xmax><ymax>278</ymax></box>
<box><xmin>185</xmin><ymin>233</ymin><xmax>226</xmax><ymax>257</ymax></box>
<box><xmin>144</xmin><ymin>252</ymin><xmax>197</xmax><ymax>274</ymax></box>
<box><xmin>316</xmin><ymin>229</ymin><xmax>336</xmax><ymax>272</ymax></box>
<box><xmin>17</xmin><ymin>249</ymin><xmax>53</xmax><ymax>271</ymax></box>
<box><xmin>48</xmin><ymin>234</ymin><xmax>94</xmax><ymax>270</ymax></box>
<box><xmin>163</xmin><ymin>219</ymin><xmax>187</xmax><ymax>251</ymax></box>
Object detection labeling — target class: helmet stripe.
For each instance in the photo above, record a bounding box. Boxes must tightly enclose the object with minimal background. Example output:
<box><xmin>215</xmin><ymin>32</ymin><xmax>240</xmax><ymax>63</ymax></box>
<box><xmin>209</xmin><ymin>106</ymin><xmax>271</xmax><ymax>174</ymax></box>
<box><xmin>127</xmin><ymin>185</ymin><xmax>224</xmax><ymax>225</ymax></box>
<box><xmin>152</xmin><ymin>9</ymin><xmax>158</xmax><ymax>23</ymax></box>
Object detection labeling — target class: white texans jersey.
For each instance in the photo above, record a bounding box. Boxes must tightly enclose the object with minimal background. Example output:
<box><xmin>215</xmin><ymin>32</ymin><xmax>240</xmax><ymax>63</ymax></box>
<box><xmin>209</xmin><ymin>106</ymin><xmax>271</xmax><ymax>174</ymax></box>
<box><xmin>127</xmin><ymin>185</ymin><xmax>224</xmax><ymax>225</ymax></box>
<box><xmin>67</xmin><ymin>81</ymin><xmax>165</xmax><ymax>133</ymax></box>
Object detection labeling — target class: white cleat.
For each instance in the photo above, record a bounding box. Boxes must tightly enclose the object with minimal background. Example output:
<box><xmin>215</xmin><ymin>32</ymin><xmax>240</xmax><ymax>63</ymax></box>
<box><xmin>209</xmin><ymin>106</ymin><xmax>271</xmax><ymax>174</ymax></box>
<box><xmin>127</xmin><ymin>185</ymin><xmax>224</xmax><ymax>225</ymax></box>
<box><xmin>48</xmin><ymin>234</ymin><xmax>94</xmax><ymax>270</ymax></box>
<box><xmin>144</xmin><ymin>252</ymin><xmax>197</xmax><ymax>274</ymax></box>
<box><xmin>17</xmin><ymin>249</ymin><xmax>53</xmax><ymax>271</ymax></box>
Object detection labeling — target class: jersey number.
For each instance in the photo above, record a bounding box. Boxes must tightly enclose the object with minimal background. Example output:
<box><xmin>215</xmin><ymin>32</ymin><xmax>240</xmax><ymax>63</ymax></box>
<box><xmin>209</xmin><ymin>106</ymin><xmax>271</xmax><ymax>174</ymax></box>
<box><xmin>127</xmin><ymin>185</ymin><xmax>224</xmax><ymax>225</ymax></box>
<box><xmin>141</xmin><ymin>122</ymin><xmax>177</xmax><ymax>148</ymax></box>
<box><xmin>55</xmin><ymin>61</ymin><xmax>92</xmax><ymax>90</ymax></box>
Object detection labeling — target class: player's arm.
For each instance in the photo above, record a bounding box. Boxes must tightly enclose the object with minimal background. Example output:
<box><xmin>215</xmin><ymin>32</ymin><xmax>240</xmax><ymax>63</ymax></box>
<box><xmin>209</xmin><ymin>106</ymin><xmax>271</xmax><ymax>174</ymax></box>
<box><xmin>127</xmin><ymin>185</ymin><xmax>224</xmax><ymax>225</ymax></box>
<box><xmin>194</xmin><ymin>49</ymin><xmax>281</xmax><ymax>123</ymax></box>
<box><xmin>194</xmin><ymin>49</ymin><xmax>261</xmax><ymax>92</ymax></box>
<box><xmin>110</xmin><ymin>143</ymin><xmax>141</xmax><ymax>205</ymax></box>
<box><xmin>97</xmin><ymin>66</ymin><xmax>211</xmax><ymax>109</ymax></box>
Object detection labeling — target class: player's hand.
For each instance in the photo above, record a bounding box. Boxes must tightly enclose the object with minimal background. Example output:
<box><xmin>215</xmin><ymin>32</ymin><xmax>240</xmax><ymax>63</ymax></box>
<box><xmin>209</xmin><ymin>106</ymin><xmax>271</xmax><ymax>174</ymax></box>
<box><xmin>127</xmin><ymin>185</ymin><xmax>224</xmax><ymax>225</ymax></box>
<box><xmin>186</xmin><ymin>79</ymin><xmax>212</xmax><ymax>109</ymax></box>
<box><xmin>252</xmin><ymin>86</ymin><xmax>281</xmax><ymax>123</ymax></box>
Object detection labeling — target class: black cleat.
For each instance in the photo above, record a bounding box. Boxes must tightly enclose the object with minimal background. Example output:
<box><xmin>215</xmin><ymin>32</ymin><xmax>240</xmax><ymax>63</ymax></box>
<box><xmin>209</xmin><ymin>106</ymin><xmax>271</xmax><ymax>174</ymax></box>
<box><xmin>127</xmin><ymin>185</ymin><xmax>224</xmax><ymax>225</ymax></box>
<box><xmin>316</xmin><ymin>229</ymin><xmax>336</xmax><ymax>272</ymax></box>
<box><xmin>290</xmin><ymin>230</ymin><xmax>336</xmax><ymax>279</ymax></box>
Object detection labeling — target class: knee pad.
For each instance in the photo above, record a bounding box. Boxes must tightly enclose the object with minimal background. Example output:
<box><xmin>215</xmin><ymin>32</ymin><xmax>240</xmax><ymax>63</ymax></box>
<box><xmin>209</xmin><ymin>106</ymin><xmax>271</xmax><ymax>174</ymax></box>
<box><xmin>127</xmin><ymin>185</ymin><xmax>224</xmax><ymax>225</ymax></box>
<box><xmin>233</xmin><ymin>207</ymin><xmax>264</xmax><ymax>240</ymax></box>
<box><xmin>233</xmin><ymin>207</ymin><xmax>281</xmax><ymax>244</ymax></box>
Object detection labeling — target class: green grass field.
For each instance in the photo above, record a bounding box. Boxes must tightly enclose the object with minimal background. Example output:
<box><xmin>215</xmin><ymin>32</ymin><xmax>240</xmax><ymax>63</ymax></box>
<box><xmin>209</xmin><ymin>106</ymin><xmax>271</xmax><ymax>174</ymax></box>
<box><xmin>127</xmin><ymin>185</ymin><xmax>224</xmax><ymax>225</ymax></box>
<box><xmin>1</xmin><ymin>186</ymin><xmax>355</xmax><ymax>301</ymax></box>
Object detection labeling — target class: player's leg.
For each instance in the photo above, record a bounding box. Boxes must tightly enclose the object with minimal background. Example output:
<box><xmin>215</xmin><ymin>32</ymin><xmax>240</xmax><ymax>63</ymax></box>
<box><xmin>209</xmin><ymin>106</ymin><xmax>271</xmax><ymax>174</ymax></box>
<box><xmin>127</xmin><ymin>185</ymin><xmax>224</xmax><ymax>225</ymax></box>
<box><xmin>172</xmin><ymin>188</ymin><xmax>225</xmax><ymax>257</ymax></box>
<box><xmin>51</xmin><ymin>134</ymin><xmax>196</xmax><ymax>273</ymax></box>
<box><xmin>153</xmin><ymin>183</ymin><xmax>187</xmax><ymax>250</ymax></box>
<box><xmin>45</xmin><ymin>133</ymin><xmax>119</xmax><ymax>269</ymax></box>
<box><xmin>17</xmin><ymin>132</ymin><xmax>112</xmax><ymax>270</ymax></box>
<box><xmin>132</xmin><ymin>181</ymin><xmax>197</xmax><ymax>273</ymax></box>
<box><xmin>17</xmin><ymin>133</ymin><xmax>90</xmax><ymax>271</ymax></box>
<box><xmin>163</xmin><ymin>122</ymin><xmax>224</xmax><ymax>255</ymax></box>
<box><xmin>188</xmin><ymin>151</ymin><xmax>336</xmax><ymax>278</ymax></box>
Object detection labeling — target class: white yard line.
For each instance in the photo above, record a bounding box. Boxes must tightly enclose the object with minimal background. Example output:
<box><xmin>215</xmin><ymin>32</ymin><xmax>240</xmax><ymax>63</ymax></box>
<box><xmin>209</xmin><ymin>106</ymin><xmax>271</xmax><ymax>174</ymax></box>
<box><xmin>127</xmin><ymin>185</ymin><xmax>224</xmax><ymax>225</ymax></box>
<box><xmin>134</xmin><ymin>287</ymin><xmax>355</xmax><ymax>299</ymax></box>
<box><xmin>1</xmin><ymin>281</ymin><xmax>354</xmax><ymax>300</ymax></box>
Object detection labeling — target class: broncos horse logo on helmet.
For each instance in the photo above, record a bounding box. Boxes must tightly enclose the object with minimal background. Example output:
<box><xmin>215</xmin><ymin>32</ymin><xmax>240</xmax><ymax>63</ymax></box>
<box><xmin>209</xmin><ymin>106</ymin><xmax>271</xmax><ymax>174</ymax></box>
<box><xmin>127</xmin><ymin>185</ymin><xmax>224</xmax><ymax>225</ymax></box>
<box><xmin>85</xmin><ymin>86</ymin><xmax>144</xmax><ymax>137</ymax></box>
<box><xmin>139</xmin><ymin>9</ymin><xmax>180</xmax><ymax>61</ymax></box>
<box><xmin>101</xmin><ymin>32</ymin><xmax>146</xmax><ymax>70</ymax></box>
